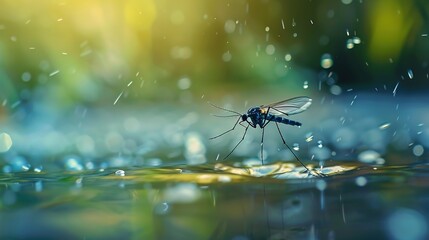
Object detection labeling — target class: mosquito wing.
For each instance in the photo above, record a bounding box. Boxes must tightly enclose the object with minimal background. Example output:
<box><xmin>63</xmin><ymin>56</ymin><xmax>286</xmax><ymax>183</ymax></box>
<box><xmin>261</xmin><ymin>96</ymin><xmax>312</xmax><ymax>116</ymax></box>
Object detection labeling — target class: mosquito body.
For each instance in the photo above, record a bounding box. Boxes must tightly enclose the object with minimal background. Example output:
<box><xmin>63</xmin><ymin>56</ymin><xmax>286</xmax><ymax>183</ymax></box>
<box><xmin>211</xmin><ymin>96</ymin><xmax>319</xmax><ymax>175</ymax></box>
<box><xmin>242</xmin><ymin>106</ymin><xmax>303</xmax><ymax>129</ymax></box>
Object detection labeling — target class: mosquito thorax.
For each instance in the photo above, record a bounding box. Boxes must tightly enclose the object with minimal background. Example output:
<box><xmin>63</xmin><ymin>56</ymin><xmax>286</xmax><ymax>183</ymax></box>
<box><xmin>247</xmin><ymin>107</ymin><xmax>260</xmax><ymax>115</ymax></box>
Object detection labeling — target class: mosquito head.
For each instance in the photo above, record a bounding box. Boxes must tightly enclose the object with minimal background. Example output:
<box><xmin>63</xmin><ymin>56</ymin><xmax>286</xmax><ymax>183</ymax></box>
<box><xmin>241</xmin><ymin>114</ymin><xmax>248</xmax><ymax>121</ymax></box>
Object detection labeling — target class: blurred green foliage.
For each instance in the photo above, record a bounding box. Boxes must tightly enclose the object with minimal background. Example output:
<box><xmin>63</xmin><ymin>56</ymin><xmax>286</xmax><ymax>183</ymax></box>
<box><xmin>0</xmin><ymin>0</ymin><xmax>427</xmax><ymax>114</ymax></box>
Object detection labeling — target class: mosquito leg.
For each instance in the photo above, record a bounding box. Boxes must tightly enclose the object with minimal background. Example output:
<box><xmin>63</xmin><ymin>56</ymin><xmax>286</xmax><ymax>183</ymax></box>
<box><xmin>260</xmin><ymin>113</ymin><xmax>274</xmax><ymax>164</ymax></box>
<box><xmin>210</xmin><ymin>116</ymin><xmax>241</xmax><ymax>140</ymax></box>
<box><xmin>274</xmin><ymin>122</ymin><xmax>320</xmax><ymax>176</ymax></box>
<box><xmin>261</xmin><ymin>107</ymin><xmax>271</xmax><ymax>128</ymax></box>
<box><xmin>223</xmin><ymin>124</ymin><xmax>250</xmax><ymax>160</ymax></box>
<box><xmin>260</xmin><ymin>126</ymin><xmax>265</xmax><ymax>165</ymax></box>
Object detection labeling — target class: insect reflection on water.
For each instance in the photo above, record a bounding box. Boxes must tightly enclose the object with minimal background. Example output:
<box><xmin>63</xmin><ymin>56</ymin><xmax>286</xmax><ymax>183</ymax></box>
<box><xmin>210</xmin><ymin>96</ymin><xmax>322</xmax><ymax>176</ymax></box>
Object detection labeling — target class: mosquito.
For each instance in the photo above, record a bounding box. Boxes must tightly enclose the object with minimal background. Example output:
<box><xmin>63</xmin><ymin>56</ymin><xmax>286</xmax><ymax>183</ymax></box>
<box><xmin>210</xmin><ymin>96</ymin><xmax>318</xmax><ymax>175</ymax></box>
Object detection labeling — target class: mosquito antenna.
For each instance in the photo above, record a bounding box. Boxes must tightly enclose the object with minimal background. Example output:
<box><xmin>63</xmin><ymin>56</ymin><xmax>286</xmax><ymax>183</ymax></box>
<box><xmin>208</xmin><ymin>102</ymin><xmax>242</xmax><ymax>116</ymax></box>
<box><xmin>211</xmin><ymin>114</ymin><xmax>241</xmax><ymax>118</ymax></box>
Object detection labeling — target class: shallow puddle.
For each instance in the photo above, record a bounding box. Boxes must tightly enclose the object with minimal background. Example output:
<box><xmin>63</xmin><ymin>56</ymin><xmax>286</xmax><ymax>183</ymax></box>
<box><xmin>1</xmin><ymin>161</ymin><xmax>428</xmax><ymax>239</ymax></box>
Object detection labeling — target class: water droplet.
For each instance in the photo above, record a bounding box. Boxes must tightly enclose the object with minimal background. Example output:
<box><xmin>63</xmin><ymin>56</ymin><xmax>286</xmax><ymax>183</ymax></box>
<box><xmin>285</xmin><ymin>53</ymin><xmax>292</xmax><ymax>61</ymax></box>
<box><xmin>224</xmin><ymin>19</ymin><xmax>236</xmax><ymax>33</ymax></box>
<box><xmin>316</xmin><ymin>179</ymin><xmax>327</xmax><ymax>191</ymax></box>
<box><xmin>341</xmin><ymin>0</ymin><xmax>353</xmax><ymax>4</ymax></box>
<box><xmin>75</xmin><ymin>177</ymin><xmax>83</xmax><ymax>188</ymax></box>
<box><xmin>293</xmin><ymin>143</ymin><xmax>300</xmax><ymax>151</ymax></box>
<box><xmin>355</xmin><ymin>176</ymin><xmax>367</xmax><ymax>186</ymax></box>
<box><xmin>171</xmin><ymin>46</ymin><xmax>192</xmax><ymax>59</ymax></box>
<box><xmin>413</xmin><ymin>145</ymin><xmax>424</xmax><ymax>157</ymax></box>
<box><xmin>379</xmin><ymin>122</ymin><xmax>391</xmax><ymax>130</ymax></box>
<box><xmin>303</xmin><ymin>81</ymin><xmax>309</xmax><ymax>89</ymax></box>
<box><xmin>346</xmin><ymin>39</ymin><xmax>354</xmax><ymax>49</ymax></box>
<box><xmin>319</xmin><ymin>160</ymin><xmax>324</xmax><ymax>170</ymax></box>
<box><xmin>185</xmin><ymin>132</ymin><xmax>206</xmax><ymax>165</ymax></box>
<box><xmin>154</xmin><ymin>202</ymin><xmax>169</xmax><ymax>215</ymax></box>
<box><xmin>310</xmin><ymin>146</ymin><xmax>331</xmax><ymax>161</ymax></box>
<box><xmin>164</xmin><ymin>183</ymin><xmax>201</xmax><ymax>203</ymax></box>
<box><xmin>358</xmin><ymin>150</ymin><xmax>381</xmax><ymax>164</ymax></box>
<box><xmin>352</xmin><ymin>37</ymin><xmax>361</xmax><ymax>44</ymax></box>
<box><xmin>408</xmin><ymin>69</ymin><xmax>414</xmax><ymax>79</ymax></box>
<box><xmin>177</xmin><ymin>77</ymin><xmax>191</xmax><ymax>90</ymax></box>
<box><xmin>76</xmin><ymin>135</ymin><xmax>95</xmax><ymax>155</ymax></box>
<box><xmin>35</xmin><ymin>181</ymin><xmax>43</xmax><ymax>192</ymax></box>
<box><xmin>0</xmin><ymin>132</ymin><xmax>13</xmax><ymax>153</ymax></box>
<box><xmin>7</xmin><ymin>156</ymin><xmax>31</xmax><ymax>172</ymax></box>
<box><xmin>222</xmin><ymin>51</ymin><xmax>232</xmax><ymax>62</ymax></box>
<box><xmin>64</xmin><ymin>156</ymin><xmax>84</xmax><ymax>171</ymax></box>
<box><xmin>218</xmin><ymin>175</ymin><xmax>231</xmax><ymax>183</ymax></box>
<box><xmin>265</xmin><ymin>44</ymin><xmax>275</xmax><ymax>55</ymax></box>
<box><xmin>320</xmin><ymin>53</ymin><xmax>333</xmax><ymax>69</ymax></box>
<box><xmin>305</xmin><ymin>133</ymin><xmax>314</xmax><ymax>142</ymax></box>
<box><xmin>115</xmin><ymin>169</ymin><xmax>125</xmax><ymax>176</ymax></box>
<box><xmin>147</xmin><ymin>158</ymin><xmax>162</xmax><ymax>166</ymax></box>
<box><xmin>3</xmin><ymin>165</ymin><xmax>12</xmax><ymax>173</ymax></box>
<box><xmin>265</xmin><ymin>26</ymin><xmax>270</xmax><ymax>32</ymax></box>
<box><xmin>21</xmin><ymin>72</ymin><xmax>31</xmax><ymax>82</ymax></box>
<box><xmin>386</xmin><ymin>208</ymin><xmax>427</xmax><ymax>240</ymax></box>
<box><xmin>330</xmin><ymin>85</ymin><xmax>342</xmax><ymax>95</ymax></box>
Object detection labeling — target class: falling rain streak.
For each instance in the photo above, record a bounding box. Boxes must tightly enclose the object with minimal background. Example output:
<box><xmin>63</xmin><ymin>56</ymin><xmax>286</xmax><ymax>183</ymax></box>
<box><xmin>379</xmin><ymin>123</ymin><xmax>391</xmax><ymax>130</ymax></box>
<box><xmin>408</xmin><ymin>69</ymin><xmax>414</xmax><ymax>79</ymax></box>
<box><xmin>113</xmin><ymin>91</ymin><xmax>123</xmax><ymax>105</ymax></box>
<box><xmin>350</xmin><ymin>95</ymin><xmax>357</xmax><ymax>106</ymax></box>
<box><xmin>393</xmin><ymin>82</ymin><xmax>400</xmax><ymax>97</ymax></box>
<box><xmin>49</xmin><ymin>70</ymin><xmax>60</xmax><ymax>77</ymax></box>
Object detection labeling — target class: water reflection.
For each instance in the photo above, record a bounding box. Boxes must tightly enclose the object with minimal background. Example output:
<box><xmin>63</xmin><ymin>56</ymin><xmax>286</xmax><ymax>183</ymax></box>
<box><xmin>2</xmin><ymin>162</ymin><xmax>428</xmax><ymax>239</ymax></box>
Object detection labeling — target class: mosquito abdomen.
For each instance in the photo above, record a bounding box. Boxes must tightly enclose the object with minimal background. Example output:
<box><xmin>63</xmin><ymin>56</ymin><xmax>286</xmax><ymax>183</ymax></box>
<box><xmin>276</xmin><ymin>117</ymin><xmax>301</xmax><ymax>126</ymax></box>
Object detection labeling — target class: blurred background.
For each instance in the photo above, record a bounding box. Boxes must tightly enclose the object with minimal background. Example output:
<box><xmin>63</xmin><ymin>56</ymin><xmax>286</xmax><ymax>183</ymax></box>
<box><xmin>2</xmin><ymin>1</ymin><xmax>429</xmax><ymax>239</ymax></box>
<box><xmin>0</xmin><ymin>0</ymin><xmax>428</xmax><ymax>170</ymax></box>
